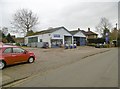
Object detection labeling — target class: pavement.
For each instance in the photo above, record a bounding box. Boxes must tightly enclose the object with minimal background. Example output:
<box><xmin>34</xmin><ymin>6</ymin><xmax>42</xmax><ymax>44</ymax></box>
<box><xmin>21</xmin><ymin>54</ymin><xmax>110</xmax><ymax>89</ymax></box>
<box><xmin>0</xmin><ymin>46</ymin><xmax>111</xmax><ymax>87</ymax></box>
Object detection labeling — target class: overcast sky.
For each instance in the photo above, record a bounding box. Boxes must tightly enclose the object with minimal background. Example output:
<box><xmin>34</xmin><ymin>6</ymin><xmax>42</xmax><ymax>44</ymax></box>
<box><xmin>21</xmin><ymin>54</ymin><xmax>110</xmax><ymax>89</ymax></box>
<box><xmin>0</xmin><ymin>0</ymin><xmax>119</xmax><ymax>37</ymax></box>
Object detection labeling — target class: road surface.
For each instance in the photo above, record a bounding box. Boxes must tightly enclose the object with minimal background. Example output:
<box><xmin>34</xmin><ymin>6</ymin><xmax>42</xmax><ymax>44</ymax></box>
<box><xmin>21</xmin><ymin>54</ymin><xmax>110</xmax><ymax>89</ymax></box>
<box><xmin>4</xmin><ymin>48</ymin><xmax>118</xmax><ymax>87</ymax></box>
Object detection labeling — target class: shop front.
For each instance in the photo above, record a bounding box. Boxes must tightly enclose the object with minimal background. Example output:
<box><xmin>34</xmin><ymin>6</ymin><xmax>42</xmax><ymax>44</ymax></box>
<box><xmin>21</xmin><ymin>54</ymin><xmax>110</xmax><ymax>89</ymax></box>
<box><xmin>73</xmin><ymin>37</ymin><xmax>80</xmax><ymax>46</ymax></box>
<box><xmin>64</xmin><ymin>36</ymin><xmax>72</xmax><ymax>45</ymax></box>
<box><xmin>51</xmin><ymin>39</ymin><xmax>63</xmax><ymax>48</ymax></box>
<box><xmin>80</xmin><ymin>37</ymin><xmax>86</xmax><ymax>46</ymax></box>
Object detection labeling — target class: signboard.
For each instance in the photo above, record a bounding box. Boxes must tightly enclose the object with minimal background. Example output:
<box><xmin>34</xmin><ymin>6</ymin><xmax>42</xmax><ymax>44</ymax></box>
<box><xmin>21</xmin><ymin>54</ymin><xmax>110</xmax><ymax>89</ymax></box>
<box><xmin>54</xmin><ymin>34</ymin><xmax>60</xmax><ymax>38</ymax></box>
<box><xmin>105</xmin><ymin>33</ymin><xmax>109</xmax><ymax>44</ymax></box>
<box><xmin>105</xmin><ymin>37</ymin><xmax>109</xmax><ymax>44</ymax></box>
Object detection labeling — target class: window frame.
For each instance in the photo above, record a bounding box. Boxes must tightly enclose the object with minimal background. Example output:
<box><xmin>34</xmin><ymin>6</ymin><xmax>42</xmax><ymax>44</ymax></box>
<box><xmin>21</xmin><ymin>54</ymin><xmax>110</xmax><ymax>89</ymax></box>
<box><xmin>12</xmin><ymin>47</ymin><xmax>25</xmax><ymax>53</ymax></box>
<box><xmin>3</xmin><ymin>47</ymin><xmax>12</xmax><ymax>53</ymax></box>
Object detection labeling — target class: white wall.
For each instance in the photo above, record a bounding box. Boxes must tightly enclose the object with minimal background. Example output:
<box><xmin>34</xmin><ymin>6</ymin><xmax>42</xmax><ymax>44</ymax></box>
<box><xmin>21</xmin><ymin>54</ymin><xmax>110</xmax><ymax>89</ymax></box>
<box><xmin>25</xmin><ymin>28</ymin><xmax>73</xmax><ymax>47</ymax></box>
<box><xmin>39</xmin><ymin>33</ymin><xmax>51</xmax><ymax>47</ymax></box>
<box><xmin>51</xmin><ymin>28</ymin><xmax>72</xmax><ymax>44</ymax></box>
<box><xmin>24</xmin><ymin>35</ymin><xmax>39</xmax><ymax>44</ymax></box>
<box><xmin>24</xmin><ymin>37</ymin><xmax>28</xmax><ymax>44</ymax></box>
<box><xmin>51</xmin><ymin>28</ymin><xmax>72</xmax><ymax>39</ymax></box>
<box><xmin>74</xmin><ymin>31</ymin><xmax>86</xmax><ymax>37</ymax></box>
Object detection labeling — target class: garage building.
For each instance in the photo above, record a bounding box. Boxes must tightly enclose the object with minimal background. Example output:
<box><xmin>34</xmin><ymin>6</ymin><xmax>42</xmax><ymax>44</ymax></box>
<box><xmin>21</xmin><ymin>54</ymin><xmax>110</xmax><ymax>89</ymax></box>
<box><xmin>25</xmin><ymin>27</ymin><xmax>73</xmax><ymax>48</ymax></box>
<box><xmin>70</xmin><ymin>28</ymin><xmax>86</xmax><ymax>46</ymax></box>
<box><xmin>25</xmin><ymin>27</ymin><xmax>86</xmax><ymax>48</ymax></box>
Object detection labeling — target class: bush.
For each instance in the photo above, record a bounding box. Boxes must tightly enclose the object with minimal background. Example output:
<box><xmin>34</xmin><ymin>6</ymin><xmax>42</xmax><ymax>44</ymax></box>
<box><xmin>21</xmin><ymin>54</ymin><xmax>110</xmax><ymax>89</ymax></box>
<box><xmin>87</xmin><ymin>43</ymin><xmax>96</xmax><ymax>47</ymax></box>
<box><xmin>87</xmin><ymin>38</ymin><xmax>105</xmax><ymax>44</ymax></box>
<box><xmin>15</xmin><ymin>43</ymin><xmax>20</xmax><ymax>46</ymax></box>
<box><xmin>103</xmin><ymin>44</ymin><xmax>108</xmax><ymax>48</ymax></box>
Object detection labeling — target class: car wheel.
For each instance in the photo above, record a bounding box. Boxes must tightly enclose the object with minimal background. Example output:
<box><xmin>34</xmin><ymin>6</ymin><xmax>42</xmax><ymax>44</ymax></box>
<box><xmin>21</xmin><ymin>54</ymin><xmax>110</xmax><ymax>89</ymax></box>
<box><xmin>28</xmin><ymin>57</ymin><xmax>34</xmax><ymax>63</ymax></box>
<box><xmin>0</xmin><ymin>61</ymin><xmax>5</xmax><ymax>69</ymax></box>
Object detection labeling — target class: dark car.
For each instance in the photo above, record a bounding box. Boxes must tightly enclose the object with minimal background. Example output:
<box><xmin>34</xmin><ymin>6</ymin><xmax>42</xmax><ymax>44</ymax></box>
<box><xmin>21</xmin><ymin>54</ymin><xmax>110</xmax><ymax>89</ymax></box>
<box><xmin>42</xmin><ymin>42</ymin><xmax>49</xmax><ymax>48</ymax></box>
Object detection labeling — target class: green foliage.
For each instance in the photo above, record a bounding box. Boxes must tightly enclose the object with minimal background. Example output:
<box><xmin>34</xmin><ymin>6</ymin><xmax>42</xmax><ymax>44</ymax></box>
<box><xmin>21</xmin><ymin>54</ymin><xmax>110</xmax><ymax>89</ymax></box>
<box><xmin>103</xmin><ymin>44</ymin><xmax>108</xmax><ymax>48</ymax></box>
<box><xmin>15</xmin><ymin>43</ymin><xmax>20</xmax><ymax>46</ymax></box>
<box><xmin>110</xmin><ymin>28</ymin><xmax>118</xmax><ymax>41</ymax></box>
<box><xmin>1</xmin><ymin>31</ymin><xmax>7</xmax><ymax>43</ymax></box>
<box><xmin>87</xmin><ymin>43</ymin><xmax>96</xmax><ymax>47</ymax></box>
<box><xmin>6</xmin><ymin>33</ymin><xmax>15</xmax><ymax>43</ymax></box>
<box><xmin>87</xmin><ymin>38</ymin><xmax>105</xmax><ymax>44</ymax></box>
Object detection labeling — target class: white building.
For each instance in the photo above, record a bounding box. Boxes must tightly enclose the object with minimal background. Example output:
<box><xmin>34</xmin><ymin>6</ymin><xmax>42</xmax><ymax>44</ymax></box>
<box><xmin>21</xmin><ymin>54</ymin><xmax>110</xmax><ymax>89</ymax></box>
<box><xmin>25</xmin><ymin>27</ymin><xmax>86</xmax><ymax>48</ymax></box>
<box><xmin>70</xmin><ymin>29</ymin><xmax>86</xmax><ymax>46</ymax></box>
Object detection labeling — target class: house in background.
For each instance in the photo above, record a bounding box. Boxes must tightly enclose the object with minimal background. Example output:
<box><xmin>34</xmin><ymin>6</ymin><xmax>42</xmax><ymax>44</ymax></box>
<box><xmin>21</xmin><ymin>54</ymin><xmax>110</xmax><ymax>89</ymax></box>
<box><xmin>70</xmin><ymin>28</ymin><xmax>86</xmax><ymax>46</ymax></box>
<box><xmin>81</xmin><ymin>28</ymin><xmax>98</xmax><ymax>39</ymax></box>
<box><xmin>81</xmin><ymin>28</ymin><xmax>98</xmax><ymax>44</ymax></box>
<box><xmin>15</xmin><ymin>37</ymin><xmax>24</xmax><ymax>43</ymax></box>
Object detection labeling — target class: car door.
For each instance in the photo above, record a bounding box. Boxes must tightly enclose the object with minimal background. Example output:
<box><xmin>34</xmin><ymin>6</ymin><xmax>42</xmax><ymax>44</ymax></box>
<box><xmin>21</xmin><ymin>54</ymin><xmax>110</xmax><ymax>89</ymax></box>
<box><xmin>2</xmin><ymin>47</ymin><xmax>15</xmax><ymax>65</ymax></box>
<box><xmin>12</xmin><ymin>47</ymin><xmax>29</xmax><ymax>63</ymax></box>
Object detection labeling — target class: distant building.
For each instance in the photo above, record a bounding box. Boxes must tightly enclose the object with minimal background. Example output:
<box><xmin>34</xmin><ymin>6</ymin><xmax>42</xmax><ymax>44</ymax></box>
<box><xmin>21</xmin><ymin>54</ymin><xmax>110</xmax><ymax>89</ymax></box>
<box><xmin>25</xmin><ymin>27</ymin><xmax>73</xmax><ymax>48</ymax></box>
<box><xmin>81</xmin><ymin>28</ymin><xmax>98</xmax><ymax>39</ymax></box>
<box><xmin>70</xmin><ymin>29</ymin><xmax>86</xmax><ymax>46</ymax></box>
<box><xmin>15</xmin><ymin>37</ymin><xmax>24</xmax><ymax>43</ymax></box>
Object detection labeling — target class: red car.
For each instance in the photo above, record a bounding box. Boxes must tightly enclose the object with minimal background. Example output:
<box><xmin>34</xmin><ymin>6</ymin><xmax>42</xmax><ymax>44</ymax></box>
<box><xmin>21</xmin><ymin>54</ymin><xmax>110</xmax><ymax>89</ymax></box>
<box><xmin>0</xmin><ymin>45</ymin><xmax>36</xmax><ymax>69</ymax></box>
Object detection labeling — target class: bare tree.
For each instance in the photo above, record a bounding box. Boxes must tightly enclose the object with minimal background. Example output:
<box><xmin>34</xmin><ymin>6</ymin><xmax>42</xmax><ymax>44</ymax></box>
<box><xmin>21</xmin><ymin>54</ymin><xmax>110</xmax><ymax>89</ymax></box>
<box><xmin>96</xmin><ymin>17</ymin><xmax>112</xmax><ymax>38</ymax></box>
<box><xmin>12</xmin><ymin>9</ymin><xmax>39</xmax><ymax>36</ymax></box>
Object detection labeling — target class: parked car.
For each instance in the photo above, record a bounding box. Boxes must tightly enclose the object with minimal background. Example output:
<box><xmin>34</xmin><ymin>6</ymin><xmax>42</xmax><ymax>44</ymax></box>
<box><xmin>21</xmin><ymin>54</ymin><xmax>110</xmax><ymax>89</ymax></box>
<box><xmin>42</xmin><ymin>42</ymin><xmax>49</xmax><ymax>48</ymax></box>
<box><xmin>20</xmin><ymin>43</ymin><xmax>27</xmax><ymax>46</ymax></box>
<box><xmin>95</xmin><ymin>43</ymin><xmax>104</xmax><ymax>48</ymax></box>
<box><xmin>0</xmin><ymin>45</ymin><xmax>36</xmax><ymax>69</ymax></box>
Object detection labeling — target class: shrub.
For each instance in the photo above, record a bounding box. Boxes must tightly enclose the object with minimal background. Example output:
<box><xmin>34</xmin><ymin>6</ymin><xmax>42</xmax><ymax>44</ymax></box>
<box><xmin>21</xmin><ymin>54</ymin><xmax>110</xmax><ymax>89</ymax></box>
<box><xmin>16</xmin><ymin>43</ymin><xmax>20</xmax><ymax>46</ymax></box>
<box><xmin>87</xmin><ymin>43</ymin><xmax>96</xmax><ymax>47</ymax></box>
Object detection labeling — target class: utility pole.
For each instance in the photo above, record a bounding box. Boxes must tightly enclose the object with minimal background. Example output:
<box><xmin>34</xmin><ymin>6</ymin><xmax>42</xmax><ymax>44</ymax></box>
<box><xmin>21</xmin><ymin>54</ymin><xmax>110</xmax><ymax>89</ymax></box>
<box><xmin>116</xmin><ymin>23</ymin><xmax>117</xmax><ymax>29</ymax></box>
<box><xmin>116</xmin><ymin>23</ymin><xmax>118</xmax><ymax>41</ymax></box>
<box><xmin>115</xmin><ymin>23</ymin><xmax>118</xmax><ymax>47</ymax></box>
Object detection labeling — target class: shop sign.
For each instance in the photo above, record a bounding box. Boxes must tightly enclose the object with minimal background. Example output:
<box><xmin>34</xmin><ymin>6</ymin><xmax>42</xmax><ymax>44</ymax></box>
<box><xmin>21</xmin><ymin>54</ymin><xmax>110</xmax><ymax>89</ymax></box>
<box><xmin>54</xmin><ymin>34</ymin><xmax>60</xmax><ymax>38</ymax></box>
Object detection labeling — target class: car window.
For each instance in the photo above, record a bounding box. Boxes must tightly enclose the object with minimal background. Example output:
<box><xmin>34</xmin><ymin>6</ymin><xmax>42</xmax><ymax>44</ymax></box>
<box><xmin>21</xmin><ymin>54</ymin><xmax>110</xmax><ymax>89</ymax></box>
<box><xmin>13</xmin><ymin>48</ymin><xmax>25</xmax><ymax>53</ymax></box>
<box><xmin>3</xmin><ymin>48</ymin><xmax>12</xmax><ymax>53</ymax></box>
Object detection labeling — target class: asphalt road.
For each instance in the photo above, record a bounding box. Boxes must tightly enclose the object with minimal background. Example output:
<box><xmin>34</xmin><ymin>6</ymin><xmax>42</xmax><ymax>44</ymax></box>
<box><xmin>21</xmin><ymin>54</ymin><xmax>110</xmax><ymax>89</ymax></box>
<box><xmin>6</xmin><ymin>48</ymin><xmax>118</xmax><ymax>87</ymax></box>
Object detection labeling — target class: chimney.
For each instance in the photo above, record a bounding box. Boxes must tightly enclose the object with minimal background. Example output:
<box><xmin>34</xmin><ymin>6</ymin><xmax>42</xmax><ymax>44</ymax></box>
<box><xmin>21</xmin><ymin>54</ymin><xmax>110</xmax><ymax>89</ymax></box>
<box><xmin>78</xmin><ymin>28</ymin><xmax>80</xmax><ymax>31</ymax></box>
<box><xmin>88</xmin><ymin>28</ymin><xmax>90</xmax><ymax>31</ymax></box>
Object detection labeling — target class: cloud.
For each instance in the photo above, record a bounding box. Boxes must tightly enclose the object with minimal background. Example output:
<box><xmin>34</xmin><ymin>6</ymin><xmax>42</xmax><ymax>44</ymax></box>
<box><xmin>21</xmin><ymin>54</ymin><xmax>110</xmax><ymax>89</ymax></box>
<box><xmin>0</xmin><ymin>0</ymin><xmax>118</xmax><ymax>37</ymax></box>
<box><xmin>44</xmin><ymin>2</ymin><xmax>118</xmax><ymax>31</ymax></box>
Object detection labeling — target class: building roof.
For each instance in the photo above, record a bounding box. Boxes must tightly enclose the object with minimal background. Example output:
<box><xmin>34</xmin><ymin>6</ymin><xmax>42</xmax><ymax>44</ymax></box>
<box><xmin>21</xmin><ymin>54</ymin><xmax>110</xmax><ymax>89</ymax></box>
<box><xmin>69</xmin><ymin>30</ymin><xmax>79</xmax><ymax>35</ymax></box>
<box><xmin>29</xmin><ymin>26</ymin><xmax>70</xmax><ymax>36</ymax></box>
<box><xmin>80</xmin><ymin>30</ymin><xmax>98</xmax><ymax>36</ymax></box>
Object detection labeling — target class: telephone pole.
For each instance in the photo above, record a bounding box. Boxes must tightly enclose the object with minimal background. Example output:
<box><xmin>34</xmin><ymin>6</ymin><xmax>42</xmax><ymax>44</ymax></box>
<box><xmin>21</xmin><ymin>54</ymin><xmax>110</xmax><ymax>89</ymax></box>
<box><xmin>116</xmin><ymin>23</ymin><xmax>117</xmax><ymax>29</ymax></box>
